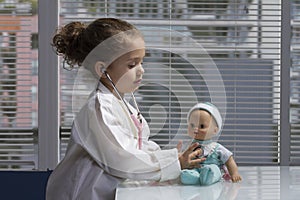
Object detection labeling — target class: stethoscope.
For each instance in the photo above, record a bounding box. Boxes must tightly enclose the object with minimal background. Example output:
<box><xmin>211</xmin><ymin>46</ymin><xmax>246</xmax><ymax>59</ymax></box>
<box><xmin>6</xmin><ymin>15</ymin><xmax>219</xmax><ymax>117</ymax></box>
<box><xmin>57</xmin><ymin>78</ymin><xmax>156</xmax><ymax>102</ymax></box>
<box><xmin>97</xmin><ymin>70</ymin><xmax>143</xmax><ymax>149</ymax></box>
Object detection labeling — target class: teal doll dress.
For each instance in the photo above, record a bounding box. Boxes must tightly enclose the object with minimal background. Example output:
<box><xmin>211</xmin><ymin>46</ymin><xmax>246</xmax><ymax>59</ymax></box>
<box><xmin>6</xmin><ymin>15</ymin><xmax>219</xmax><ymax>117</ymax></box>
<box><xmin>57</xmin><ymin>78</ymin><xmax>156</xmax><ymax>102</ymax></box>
<box><xmin>180</xmin><ymin>139</ymin><xmax>232</xmax><ymax>185</ymax></box>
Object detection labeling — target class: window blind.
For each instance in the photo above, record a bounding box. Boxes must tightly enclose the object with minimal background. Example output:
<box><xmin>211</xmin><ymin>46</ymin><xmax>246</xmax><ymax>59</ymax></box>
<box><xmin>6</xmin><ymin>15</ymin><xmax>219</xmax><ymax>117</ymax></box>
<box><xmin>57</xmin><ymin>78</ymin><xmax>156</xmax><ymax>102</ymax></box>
<box><xmin>59</xmin><ymin>0</ymin><xmax>282</xmax><ymax>165</ymax></box>
<box><xmin>0</xmin><ymin>0</ymin><xmax>38</xmax><ymax>169</ymax></box>
<box><xmin>2</xmin><ymin>0</ymin><xmax>298</xmax><ymax>170</ymax></box>
<box><xmin>291</xmin><ymin>0</ymin><xmax>300</xmax><ymax>165</ymax></box>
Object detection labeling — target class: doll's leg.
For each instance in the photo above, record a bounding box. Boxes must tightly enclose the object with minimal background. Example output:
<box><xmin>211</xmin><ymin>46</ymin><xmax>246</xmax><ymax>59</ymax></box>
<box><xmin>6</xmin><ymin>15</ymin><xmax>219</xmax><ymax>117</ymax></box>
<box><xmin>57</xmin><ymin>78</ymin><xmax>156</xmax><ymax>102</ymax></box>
<box><xmin>198</xmin><ymin>164</ymin><xmax>222</xmax><ymax>185</ymax></box>
<box><xmin>180</xmin><ymin>169</ymin><xmax>200</xmax><ymax>185</ymax></box>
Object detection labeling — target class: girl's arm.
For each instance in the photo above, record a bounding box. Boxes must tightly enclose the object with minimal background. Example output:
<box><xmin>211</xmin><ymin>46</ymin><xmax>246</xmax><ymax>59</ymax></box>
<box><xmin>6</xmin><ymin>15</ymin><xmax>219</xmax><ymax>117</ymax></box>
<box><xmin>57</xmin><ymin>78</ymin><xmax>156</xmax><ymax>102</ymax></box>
<box><xmin>225</xmin><ymin>156</ymin><xmax>242</xmax><ymax>182</ymax></box>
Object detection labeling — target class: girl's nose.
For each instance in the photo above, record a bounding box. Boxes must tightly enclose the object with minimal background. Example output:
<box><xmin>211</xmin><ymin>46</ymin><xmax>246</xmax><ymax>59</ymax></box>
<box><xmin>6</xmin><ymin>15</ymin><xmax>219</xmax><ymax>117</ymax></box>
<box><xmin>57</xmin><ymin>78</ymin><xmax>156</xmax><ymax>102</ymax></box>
<box><xmin>137</xmin><ymin>63</ymin><xmax>144</xmax><ymax>75</ymax></box>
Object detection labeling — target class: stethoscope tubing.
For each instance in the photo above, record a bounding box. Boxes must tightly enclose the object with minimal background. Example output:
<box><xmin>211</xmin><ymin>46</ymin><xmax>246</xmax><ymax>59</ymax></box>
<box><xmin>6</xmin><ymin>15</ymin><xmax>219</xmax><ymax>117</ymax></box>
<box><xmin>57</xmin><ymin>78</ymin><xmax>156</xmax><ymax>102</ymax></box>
<box><xmin>104</xmin><ymin>71</ymin><xmax>134</xmax><ymax>115</ymax></box>
<box><xmin>102</xmin><ymin>71</ymin><xmax>143</xmax><ymax>149</ymax></box>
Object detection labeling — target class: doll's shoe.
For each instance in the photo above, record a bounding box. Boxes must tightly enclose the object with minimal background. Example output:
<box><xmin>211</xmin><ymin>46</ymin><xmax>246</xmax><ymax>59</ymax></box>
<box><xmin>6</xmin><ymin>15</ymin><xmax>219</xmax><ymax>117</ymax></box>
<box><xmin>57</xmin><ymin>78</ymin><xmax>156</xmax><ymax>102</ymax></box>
<box><xmin>199</xmin><ymin>165</ymin><xmax>222</xmax><ymax>185</ymax></box>
<box><xmin>180</xmin><ymin>169</ymin><xmax>200</xmax><ymax>185</ymax></box>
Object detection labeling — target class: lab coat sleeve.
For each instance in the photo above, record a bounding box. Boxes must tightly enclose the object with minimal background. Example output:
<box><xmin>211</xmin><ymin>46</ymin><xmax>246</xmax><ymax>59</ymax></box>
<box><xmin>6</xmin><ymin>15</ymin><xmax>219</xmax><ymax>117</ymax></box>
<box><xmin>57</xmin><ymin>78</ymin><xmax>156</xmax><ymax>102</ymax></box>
<box><xmin>73</xmin><ymin>94</ymin><xmax>181</xmax><ymax>182</ymax></box>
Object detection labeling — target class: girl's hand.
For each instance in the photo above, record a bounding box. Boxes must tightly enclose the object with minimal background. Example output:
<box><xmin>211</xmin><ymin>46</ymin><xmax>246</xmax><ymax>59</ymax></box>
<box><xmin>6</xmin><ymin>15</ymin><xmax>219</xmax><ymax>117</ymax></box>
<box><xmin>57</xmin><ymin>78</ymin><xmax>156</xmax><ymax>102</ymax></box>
<box><xmin>177</xmin><ymin>142</ymin><xmax>206</xmax><ymax>170</ymax></box>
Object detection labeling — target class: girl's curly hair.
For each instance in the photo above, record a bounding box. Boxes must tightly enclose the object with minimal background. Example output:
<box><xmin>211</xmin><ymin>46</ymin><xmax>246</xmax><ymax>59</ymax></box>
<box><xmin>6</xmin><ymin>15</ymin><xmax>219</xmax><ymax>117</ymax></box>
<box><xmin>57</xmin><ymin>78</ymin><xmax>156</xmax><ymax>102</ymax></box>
<box><xmin>52</xmin><ymin>18</ymin><xmax>139</xmax><ymax>69</ymax></box>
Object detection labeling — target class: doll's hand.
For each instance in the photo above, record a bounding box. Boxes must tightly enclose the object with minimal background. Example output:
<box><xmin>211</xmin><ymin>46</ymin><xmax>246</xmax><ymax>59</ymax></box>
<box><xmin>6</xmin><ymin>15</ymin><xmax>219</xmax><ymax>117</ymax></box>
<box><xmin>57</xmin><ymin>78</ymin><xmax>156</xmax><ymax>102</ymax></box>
<box><xmin>231</xmin><ymin>173</ymin><xmax>242</xmax><ymax>183</ymax></box>
<box><xmin>178</xmin><ymin>142</ymin><xmax>206</xmax><ymax>170</ymax></box>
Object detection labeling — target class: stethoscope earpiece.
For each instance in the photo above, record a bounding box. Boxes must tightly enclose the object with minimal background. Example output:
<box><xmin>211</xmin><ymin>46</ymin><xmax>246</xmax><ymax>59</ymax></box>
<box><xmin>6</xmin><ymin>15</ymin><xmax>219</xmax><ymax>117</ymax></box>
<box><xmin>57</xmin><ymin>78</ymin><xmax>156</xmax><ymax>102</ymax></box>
<box><xmin>101</xmin><ymin>67</ymin><xmax>106</xmax><ymax>74</ymax></box>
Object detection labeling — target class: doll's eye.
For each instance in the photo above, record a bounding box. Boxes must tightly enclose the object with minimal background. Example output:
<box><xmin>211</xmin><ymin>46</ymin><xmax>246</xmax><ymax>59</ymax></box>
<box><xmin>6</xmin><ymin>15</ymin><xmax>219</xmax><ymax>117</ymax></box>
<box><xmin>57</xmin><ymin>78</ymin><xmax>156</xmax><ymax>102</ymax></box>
<box><xmin>190</xmin><ymin>123</ymin><xmax>195</xmax><ymax>128</ymax></box>
<box><xmin>200</xmin><ymin>124</ymin><xmax>204</xmax><ymax>129</ymax></box>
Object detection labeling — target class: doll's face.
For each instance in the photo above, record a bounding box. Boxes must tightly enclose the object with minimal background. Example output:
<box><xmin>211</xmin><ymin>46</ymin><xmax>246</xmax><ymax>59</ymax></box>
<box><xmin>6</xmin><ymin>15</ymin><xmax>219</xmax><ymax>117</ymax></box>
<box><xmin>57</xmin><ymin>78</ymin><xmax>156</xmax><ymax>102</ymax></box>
<box><xmin>187</xmin><ymin>109</ymin><xmax>219</xmax><ymax>140</ymax></box>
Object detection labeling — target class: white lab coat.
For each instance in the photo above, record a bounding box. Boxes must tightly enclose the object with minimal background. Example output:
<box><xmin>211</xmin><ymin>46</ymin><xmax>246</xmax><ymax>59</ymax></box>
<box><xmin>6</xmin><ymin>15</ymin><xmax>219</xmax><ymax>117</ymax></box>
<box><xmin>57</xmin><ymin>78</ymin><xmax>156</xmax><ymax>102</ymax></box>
<box><xmin>46</xmin><ymin>83</ymin><xmax>181</xmax><ymax>200</ymax></box>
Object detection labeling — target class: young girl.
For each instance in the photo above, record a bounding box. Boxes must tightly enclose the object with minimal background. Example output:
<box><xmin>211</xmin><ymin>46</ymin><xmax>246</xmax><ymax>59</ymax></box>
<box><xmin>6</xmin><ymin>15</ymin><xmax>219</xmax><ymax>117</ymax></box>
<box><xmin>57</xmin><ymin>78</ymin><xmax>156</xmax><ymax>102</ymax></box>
<box><xmin>181</xmin><ymin>102</ymin><xmax>242</xmax><ymax>185</ymax></box>
<box><xmin>46</xmin><ymin>18</ymin><xmax>205</xmax><ymax>200</ymax></box>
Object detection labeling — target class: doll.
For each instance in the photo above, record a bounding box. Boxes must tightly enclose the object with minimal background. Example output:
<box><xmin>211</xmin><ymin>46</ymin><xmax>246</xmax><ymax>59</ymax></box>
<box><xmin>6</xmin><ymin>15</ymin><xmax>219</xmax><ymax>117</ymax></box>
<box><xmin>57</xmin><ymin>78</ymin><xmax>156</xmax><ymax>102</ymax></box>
<box><xmin>180</xmin><ymin>102</ymin><xmax>242</xmax><ymax>185</ymax></box>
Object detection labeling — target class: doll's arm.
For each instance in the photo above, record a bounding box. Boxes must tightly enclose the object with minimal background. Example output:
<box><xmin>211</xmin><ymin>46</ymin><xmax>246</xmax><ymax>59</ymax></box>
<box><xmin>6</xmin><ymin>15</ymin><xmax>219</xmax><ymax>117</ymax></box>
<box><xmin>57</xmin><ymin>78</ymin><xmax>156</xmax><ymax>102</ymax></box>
<box><xmin>225</xmin><ymin>156</ymin><xmax>242</xmax><ymax>182</ymax></box>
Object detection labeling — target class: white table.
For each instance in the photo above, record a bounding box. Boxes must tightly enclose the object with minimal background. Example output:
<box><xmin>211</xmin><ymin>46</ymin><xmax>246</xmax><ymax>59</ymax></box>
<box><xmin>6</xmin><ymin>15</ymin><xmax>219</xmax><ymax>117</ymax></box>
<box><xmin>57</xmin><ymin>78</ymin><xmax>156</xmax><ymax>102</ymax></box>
<box><xmin>116</xmin><ymin>166</ymin><xmax>300</xmax><ymax>200</ymax></box>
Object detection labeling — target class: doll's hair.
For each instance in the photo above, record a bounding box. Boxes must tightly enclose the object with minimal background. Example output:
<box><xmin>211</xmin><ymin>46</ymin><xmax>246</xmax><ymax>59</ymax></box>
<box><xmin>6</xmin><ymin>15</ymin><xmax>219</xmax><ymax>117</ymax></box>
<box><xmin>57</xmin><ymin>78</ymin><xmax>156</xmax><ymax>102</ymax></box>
<box><xmin>52</xmin><ymin>18</ymin><xmax>141</xmax><ymax>69</ymax></box>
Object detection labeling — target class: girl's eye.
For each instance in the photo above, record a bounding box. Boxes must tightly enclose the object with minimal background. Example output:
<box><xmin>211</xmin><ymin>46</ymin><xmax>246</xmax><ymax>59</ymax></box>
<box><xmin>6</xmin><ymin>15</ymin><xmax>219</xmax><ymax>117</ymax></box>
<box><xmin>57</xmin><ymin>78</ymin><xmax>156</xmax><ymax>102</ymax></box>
<box><xmin>190</xmin><ymin>123</ymin><xmax>195</xmax><ymax>128</ymax></box>
<box><xmin>128</xmin><ymin>61</ymin><xmax>143</xmax><ymax>68</ymax></box>
<box><xmin>128</xmin><ymin>63</ymin><xmax>136</xmax><ymax>68</ymax></box>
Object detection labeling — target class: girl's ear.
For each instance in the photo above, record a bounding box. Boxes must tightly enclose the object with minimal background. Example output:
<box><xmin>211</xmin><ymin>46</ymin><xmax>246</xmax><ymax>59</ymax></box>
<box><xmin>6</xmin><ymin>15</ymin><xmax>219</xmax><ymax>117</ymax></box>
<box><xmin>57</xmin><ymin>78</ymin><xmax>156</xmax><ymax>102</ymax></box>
<box><xmin>94</xmin><ymin>61</ymin><xmax>106</xmax><ymax>78</ymax></box>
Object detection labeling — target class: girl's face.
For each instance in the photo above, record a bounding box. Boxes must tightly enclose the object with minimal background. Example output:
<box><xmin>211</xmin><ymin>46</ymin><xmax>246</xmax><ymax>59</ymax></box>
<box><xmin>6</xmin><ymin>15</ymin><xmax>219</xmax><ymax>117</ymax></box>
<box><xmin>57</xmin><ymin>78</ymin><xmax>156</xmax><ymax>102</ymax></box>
<box><xmin>102</xmin><ymin>37</ymin><xmax>145</xmax><ymax>95</ymax></box>
<box><xmin>188</xmin><ymin>110</ymin><xmax>219</xmax><ymax>141</ymax></box>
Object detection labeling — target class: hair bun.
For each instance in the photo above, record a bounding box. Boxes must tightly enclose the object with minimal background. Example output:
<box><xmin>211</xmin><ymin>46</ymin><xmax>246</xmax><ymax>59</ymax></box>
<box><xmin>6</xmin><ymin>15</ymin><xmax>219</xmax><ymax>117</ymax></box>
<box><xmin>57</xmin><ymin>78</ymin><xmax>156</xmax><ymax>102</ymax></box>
<box><xmin>52</xmin><ymin>21</ymin><xmax>85</xmax><ymax>55</ymax></box>
<box><xmin>52</xmin><ymin>18</ymin><xmax>140</xmax><ymax>69</ymax></box>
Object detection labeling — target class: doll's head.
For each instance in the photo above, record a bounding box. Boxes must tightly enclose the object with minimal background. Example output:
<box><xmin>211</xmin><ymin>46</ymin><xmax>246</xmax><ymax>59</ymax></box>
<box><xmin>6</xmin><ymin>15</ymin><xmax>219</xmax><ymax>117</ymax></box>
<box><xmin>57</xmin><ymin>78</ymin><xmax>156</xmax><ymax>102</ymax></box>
<box><xmin>187</xmin><ymin>102</ymin><xmax>222</xmax><ymax>141</ymax></box>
